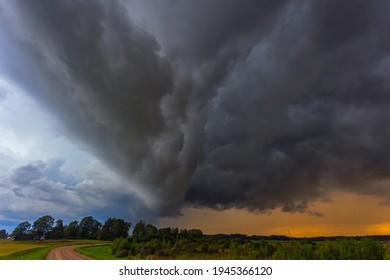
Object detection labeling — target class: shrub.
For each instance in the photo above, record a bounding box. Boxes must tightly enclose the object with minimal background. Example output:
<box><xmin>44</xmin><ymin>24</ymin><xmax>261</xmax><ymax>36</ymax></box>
<box><xmin>255</xmin><ymin>241</ymin><xmax>276</xmax><ymax>259</ymax></box>
<box><xmin>112</xmin><ymin>237</ymin><xmax>130</xmax><ymax>257</ymax></box>
<box><xmin>360</xmin><ymin>238</ymin><xmax>385</xmax><ymax>260</ymax></box>
<box><xmin>318</xmin><ymin>240</ymin><xmax>340</xmax><ymax>260</ymax></box>
<box><xmin>317</xmin><ymin>238</ymin><xmax>385</xmax><ymax>260</ymax></box>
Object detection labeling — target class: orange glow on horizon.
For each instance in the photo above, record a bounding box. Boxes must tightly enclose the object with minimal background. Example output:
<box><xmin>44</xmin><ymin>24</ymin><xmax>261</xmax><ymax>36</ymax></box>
<box><xmin>158</xmin><ymin>191</ymin><xmax>390</xmax><ymax>237</ymax></box>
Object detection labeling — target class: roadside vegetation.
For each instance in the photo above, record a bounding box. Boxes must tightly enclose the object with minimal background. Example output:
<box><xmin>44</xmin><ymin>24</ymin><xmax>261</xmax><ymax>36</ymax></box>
<box><xmin>75</xmin><ymin>244</ymin><xmax>124</xmax><ymax>260</ymax></box>
<box><xmin>106</xmin><ymin>220</ymin><xmax>389</xmax><ymax>260</ymax></box>
<box><xmin>1</xmin><ymin>216</ymin><xmax>389</xmax><ymax>260</ymax></box>
<box><xmin>0</xmin><ymin>239</ymin><xmax>106</xmax><ymax>260</ymax></box>
<box><xmin>384</xmin><ymin>242</ymin><xmax>390</xmax><ymax>260</ymax></box>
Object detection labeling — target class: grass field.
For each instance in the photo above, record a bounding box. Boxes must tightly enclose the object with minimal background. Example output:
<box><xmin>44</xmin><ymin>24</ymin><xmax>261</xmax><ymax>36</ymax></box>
<box><xmin>0</xmin><ymin>239</ymin><xmax>45</xmax><ymax>257</ymax></box>
<box><xmin>1</xmin><ymin>239</ymin><xmax>389</xmax><ymax>260</ymax></box>
<box><xmin>74</xmin><ymin>240</ymin><xmax>390</xmax><ymax>260</ymax></box>
<box><xmin>75</xmin><ymin>245</ymin><xmax>124</xmax><ymax>260</ymax></box>
<box><xmin>383</xmin><ymin>242</ymin><xmax>390</xmax><ymax>259</ymax></box>
<box><xmin>0</xmin><ymin>239</ymin><xmax>108</xmax><ymax>260</ymax></box>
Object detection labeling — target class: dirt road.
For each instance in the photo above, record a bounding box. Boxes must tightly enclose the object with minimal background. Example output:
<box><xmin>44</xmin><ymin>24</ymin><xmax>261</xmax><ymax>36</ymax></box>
<box><xmin>46</xmin><ymin>245</ymin><xmax>93</xmax><ymax>260</ymax></box>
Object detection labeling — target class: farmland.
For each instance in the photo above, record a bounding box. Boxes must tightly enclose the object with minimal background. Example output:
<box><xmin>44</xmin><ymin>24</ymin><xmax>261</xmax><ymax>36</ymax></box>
<box><xmin>76</xmin><ymin>238</ymin><xmax>390</xmax><ymax>260</ymax></box>
<box><xmin>0</xmin><ymin>239</ymin><xmax>107</xmax><ymax>260</ymax></box>
<box><xmin>1</xmin><ymin>238</ymin><xmax>389</xmax><ymax>260</ymax></box>
<box><xmin>0</xmin><ymin>239</ymin><xmax>44</xmax><ymax>258</ymax></box>
<box><xmin>1</xmin><ymin>217</ymin><xmax>389</xmax><ymax>260</ymax></box>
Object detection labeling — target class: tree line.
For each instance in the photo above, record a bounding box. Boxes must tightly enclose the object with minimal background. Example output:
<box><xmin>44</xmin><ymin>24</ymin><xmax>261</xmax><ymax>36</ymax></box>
<box><xmin>2</xmin><ymin>217</ymin><xmax>388</xmax><ymax>259</ymax></box>
<box><xmin>112</xmin><ymin>220</ymin><xmax>204</xmax><ymax>258</ymax></box>
<box><xmin>111</xmin><ymin>221</ymin><xmax>388</xmax><ymax>260</ymax></box>
<box><xmin>2</xmin><ymin>215</ymin><xmax>130</xmax><ymax>241</ymax></box>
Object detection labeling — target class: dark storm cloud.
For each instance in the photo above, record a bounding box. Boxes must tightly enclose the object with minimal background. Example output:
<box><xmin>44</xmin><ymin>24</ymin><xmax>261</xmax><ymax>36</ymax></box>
<box><xmin>0</xmin><ymin>0</ymin><xmax>174</xmax><ymax>209</ymax></box>
<box><xmin>1</xmin><ymin>0</ymin><xmax>390</xmax><ymax>216</ymax></box>
<box><xmin>184</xmin><ymin>0</ymin><xmax>390</xmax><ymax>211</ymax></box>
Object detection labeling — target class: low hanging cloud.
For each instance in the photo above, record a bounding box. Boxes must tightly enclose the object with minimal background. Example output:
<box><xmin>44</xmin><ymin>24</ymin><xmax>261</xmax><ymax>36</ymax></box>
<box><xmin>1</xmin><ymin>0</ymin><xmax>390</xmax><ymax>217</ymax></box>
<box><xmin>0</xmin><ymin>158</ymin><xmax>149</xmax><ymax>222</ymax></box>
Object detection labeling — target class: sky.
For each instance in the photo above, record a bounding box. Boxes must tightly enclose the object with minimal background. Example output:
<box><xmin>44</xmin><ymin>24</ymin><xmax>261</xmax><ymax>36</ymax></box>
<box><xmin>0</xmin><ymin>0</ymin><xmax>390</xmax><ymax>237</ymax></box>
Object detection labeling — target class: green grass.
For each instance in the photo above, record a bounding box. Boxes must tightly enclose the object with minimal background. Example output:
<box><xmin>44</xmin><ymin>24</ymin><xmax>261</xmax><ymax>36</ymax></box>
<box><xmin>0</xmin><ymin>239</ymin><xmax>46</xmax><ymax>257</ymax></box>
<box><xmin>0</xmin><ymin>247</ymin><xmax>53</xmax><ymax>260</ymax></box>
<box><xmin>0</xmin><ymin>239</ymin><xmax>108</xmax><ymax>260</ymax></box>
<box><xmin>75</xmin><ymin>244</ymin><xmax>124</xmax><ymax>260</ymax></box>
<box><xmin>384</xmin><ymin>242</ymin><xmax>390</xmax><ymax>260</ymax></box>
<box><xmin>2</xmin><ymin>238</ymin><xmax>388</xmax><ymax>260</ymax></box>
<box><xmin>69</xmin><ymin>240</ymin><xmax>390</xmax><ymax>260</ymax></box>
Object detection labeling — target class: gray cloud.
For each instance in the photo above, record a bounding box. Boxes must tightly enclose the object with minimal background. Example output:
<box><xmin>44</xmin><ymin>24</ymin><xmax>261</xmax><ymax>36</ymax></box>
<box><xmin>1</xmin><ymin>0</ymin><xmax>390</xmax><ymax>217</ymax></box>
<box><xmin>1</xmin><ymin>159</ymin><xmax>150</xmax><ymax>222</ymax></box>
<box><xmin>11</xmin><ymin>162</ymin><xmax>45</xmax><ymax>187</ymax></box>
<box><xmin>0</xmin><ymin>89</ymin><xmax>7</xmax><ymax>103</ymax></box>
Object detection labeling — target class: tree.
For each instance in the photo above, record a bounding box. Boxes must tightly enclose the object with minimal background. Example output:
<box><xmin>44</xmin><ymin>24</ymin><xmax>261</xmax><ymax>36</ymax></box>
<box><xmin>32</xmin><ymin>215</ymin><xmax>55</xmax><ymax>239</ymax></box>
<box><xmin>99</xmin><ymin>218</ymin><xmax>131</xmax><ymax>240</ymax></box>
<box><xmin>159</xmin><ymin>227</ymin><xmax>178</xmax><ymax>242</ymax></box>
<box><xmin>64</xmin><ymin>220</ymin><xmax>79</xmax><ymax>239</ymax></box>
<box><xmin>145</xmin><ymin>224</ymin><xmax>158</xmax><ymax>240</ymax></box>
<box><xmin>132</xmin><ymin>220</ymin><xmax>146</xmax><ymax>237</ymax></box>
<box><xmin>78</xmin><ymin>216</ymin><xmax>101</xmax><ymax>239</ymax></box>
<box><xmin>0</xmin><ymin>229</ymin><xmax>8</xmax><ymax>239</ymax></box>
<box><xmin>112</xmin><ymin>219</ymin><xmax>131</xmax><ymax>239</ymax></box>
<box><xmin>187</xmin><ymin>229</ymin><xmax>203</xmax><ymax>239</ymax></box>
<box><xmin>49</xmin><ymin>219</ymin><xmax>65</xmax><ymax>239</ymax></box>
<box><xmin>11</xmin><ymin>221</ymin><xmax>31</xmax><ymax>236</ymax></box>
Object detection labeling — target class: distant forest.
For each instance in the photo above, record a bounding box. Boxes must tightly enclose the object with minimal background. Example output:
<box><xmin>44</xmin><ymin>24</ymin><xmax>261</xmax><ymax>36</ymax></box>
<box><xmin>1</xmin><ymin>215</ymin><xmax>389</xmax><ymax>260</ymax></box>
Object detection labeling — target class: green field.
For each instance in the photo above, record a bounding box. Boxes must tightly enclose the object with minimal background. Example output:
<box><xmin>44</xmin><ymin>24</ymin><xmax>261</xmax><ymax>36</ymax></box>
<box><xmin>1</xmin><ymin>238</ymin><xmax>389</xmax><ymax>260</ymax></box>
<box><xmin>0</xmin><ymin>239</ymin><xmax>107</xmax><ymax>260</ymax></box>
<box><xmin>74</xmin><ymin>239</ymin><xmax>390</xmax><ymax>260</ymax></box>
<box><xmin>0</xmin><ymin>239</ymin><xmax>45</xmax><ymax>257</ymax></box>
<box><xmin>75</xmin><ymin>244</ymin><xmax>124</xmax><ymax>260</ymax></box>
<box><xmin>384</xmin><ymin>242</ymin><xmax>390</xmax><ymax>259</ymax></box>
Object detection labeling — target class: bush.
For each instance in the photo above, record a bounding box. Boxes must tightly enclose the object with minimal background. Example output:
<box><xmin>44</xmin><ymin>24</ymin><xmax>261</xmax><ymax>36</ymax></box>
<box><xmin>116</xmin><ymin>248</ymin><xmax>129</xmax><ymax>258</ymax></box>
<box><xmin>360</xmin><ymin>238</ymin><xmax>385</xmax><ymax>260</ymax></box>
<box><xmin>384</xmin><ymin>249</ymin><xmax>390</xmax><ymax>260</ymax></box>
<box><xmin>112</xmin><ymin>237</ymin><xmax>130</xmax><ymax>257</ymax></box>
<box><xmin>273</xmin><ymin>243</ymin><xmax>288</xmax><ymax>260</ymax></box>
<box><xmin>318</xmin><ymin>240</ymin><xmax>340</xmax><ymax>260</ymax></box>
<box><xmin>140</xmin><ymin>243</ymin><xmax>155</xmax><ymax>257</ymax></box>
<box><xmin>317</xmin><ymin>238</ymin><xmax>385</xmax><ymax>260</ymax></box>
<box><xmin>255</xmin><ymin>241</ymin><xmax>276</xmax><ymax>259</ymax></box>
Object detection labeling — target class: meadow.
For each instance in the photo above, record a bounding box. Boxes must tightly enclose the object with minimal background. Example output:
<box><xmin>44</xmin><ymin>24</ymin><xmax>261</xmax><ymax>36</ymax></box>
<box><xmin>384</xmin><ymin>241</ymin><xmax>390</xmax><ymax>259</ymax></box>
<box><xmin>2</xmin><ymin>217</ymin><xmax>389</xmax><ymax>260</ymax></box>
<box><xmin>0</xmin><ymin>239</ymin><xmax>107</xmax><ymax>260</ymax></box>
<box><xmin>75</xmin><ymin>244</ymin><xmax>125</xmax><ymax>260</ymax></box>
<box><xmin>1</xmin><ymin>238</ymin><xmax>389</xmax><ymax>260</ymax></box>
<box><xmin>76</xmin><ymin>238</ymin><xmax>390</xmax><ymax>260</ymax></box>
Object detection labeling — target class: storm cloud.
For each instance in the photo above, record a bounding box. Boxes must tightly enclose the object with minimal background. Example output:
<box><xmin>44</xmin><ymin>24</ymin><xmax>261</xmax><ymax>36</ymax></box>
<box><xmin>0</xmin><ymin>158</ymin><xmax>149</xmax><ymax>222</ymax></box>
<box><xmin>1</xmin><ymin>0</ymin><xmax>390</xmax><ymax>217</ymax></box>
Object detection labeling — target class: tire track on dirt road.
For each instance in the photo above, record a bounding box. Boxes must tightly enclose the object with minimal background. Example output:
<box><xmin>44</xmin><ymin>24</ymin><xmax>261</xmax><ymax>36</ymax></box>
<box><xmin>46</xmin><ymin>245</ymin><xmax>93</xmax><ymax>260</ymax></box>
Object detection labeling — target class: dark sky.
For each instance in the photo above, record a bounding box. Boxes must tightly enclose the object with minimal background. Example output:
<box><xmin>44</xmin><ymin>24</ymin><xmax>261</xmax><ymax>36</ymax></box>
<box><xmin>1</xmin><ymin>0</ymin><xmax>390</xmax><ymax>223</ymax></box>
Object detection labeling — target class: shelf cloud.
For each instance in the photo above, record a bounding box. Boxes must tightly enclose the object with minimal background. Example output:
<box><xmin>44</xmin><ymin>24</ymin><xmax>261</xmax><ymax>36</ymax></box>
<box><xmin>1</xmin><ymin>0</ymin><xmax>390</xmax><ymax>218</ymax></box>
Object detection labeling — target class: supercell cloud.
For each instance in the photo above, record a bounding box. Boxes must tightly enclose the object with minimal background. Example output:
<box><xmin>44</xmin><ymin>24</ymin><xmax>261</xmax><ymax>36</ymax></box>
<box><xmin>1</xmin><ymin>0</ymin><xmax>390</xmax><ymax>218</ymax></box>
